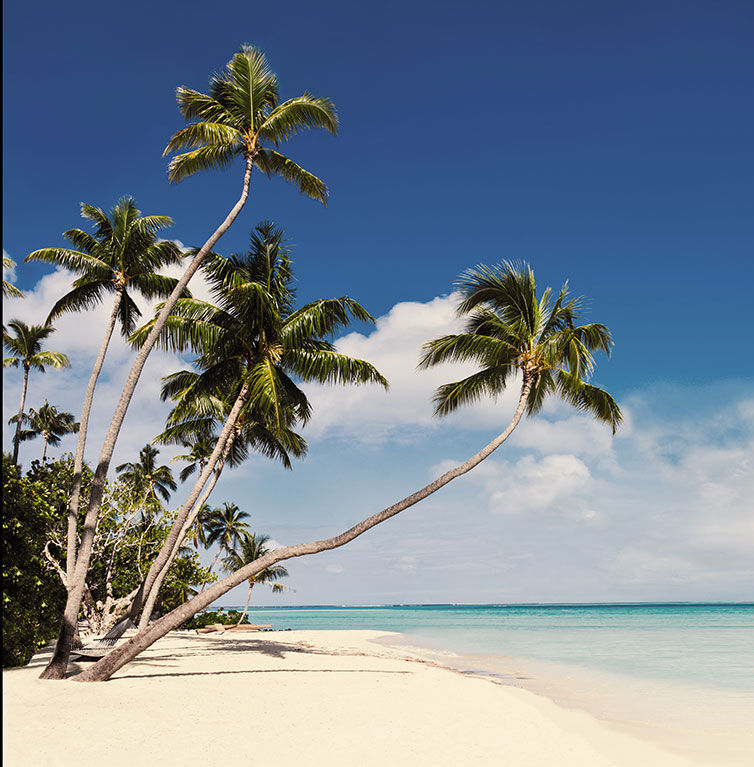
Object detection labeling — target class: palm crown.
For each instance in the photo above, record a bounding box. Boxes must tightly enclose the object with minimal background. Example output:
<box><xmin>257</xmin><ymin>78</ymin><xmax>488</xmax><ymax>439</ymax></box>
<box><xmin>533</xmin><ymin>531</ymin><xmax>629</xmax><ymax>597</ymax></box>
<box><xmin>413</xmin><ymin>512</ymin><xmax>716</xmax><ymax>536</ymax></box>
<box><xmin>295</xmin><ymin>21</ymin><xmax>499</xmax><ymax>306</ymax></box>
<box><xmin>3</xmin><ymin>321</ymin><xmax>70</xmax><ymax>373</ymax></box>
<box><xmin>116</xmin><ymin>444</ymin><xmax>177</xmax><ymax>510</ymax></box>
<box><xmin>420</xmin><ymin>262</ymin><xmax>622</xmax><ymax>432</ymax></box>
<box><xmin>164</xmin><ymin>45</ymin><xmax>337</xmax><ymax>203</ymax></box>
<box><xmin>14</xmin><ymin>401</ymin><xmax>79</xmax><ymax>461</ymax></box>
<box><xmin>26</xmin><ymin>197</ymin><xmax>185</xmax><ymax>335</ymax></box>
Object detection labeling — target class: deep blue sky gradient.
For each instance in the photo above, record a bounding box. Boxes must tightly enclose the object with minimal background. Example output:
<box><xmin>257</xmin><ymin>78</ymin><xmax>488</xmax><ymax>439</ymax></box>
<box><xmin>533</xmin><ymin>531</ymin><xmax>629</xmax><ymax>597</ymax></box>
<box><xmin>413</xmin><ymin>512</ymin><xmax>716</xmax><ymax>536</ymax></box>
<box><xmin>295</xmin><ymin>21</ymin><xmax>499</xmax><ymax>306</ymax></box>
<box><xmin>3</xmin><ymin>0</ymin><xmax>753</xmax><ymax>395</ymax></box>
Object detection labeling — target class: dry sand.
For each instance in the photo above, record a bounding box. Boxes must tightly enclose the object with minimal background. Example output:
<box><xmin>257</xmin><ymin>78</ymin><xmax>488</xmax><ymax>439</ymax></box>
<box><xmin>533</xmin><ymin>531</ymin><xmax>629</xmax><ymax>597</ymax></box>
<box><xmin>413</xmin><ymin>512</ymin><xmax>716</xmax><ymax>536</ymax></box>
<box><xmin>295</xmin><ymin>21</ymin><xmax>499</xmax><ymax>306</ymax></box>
<box><xmin>3</xmin><ymin>630</ymin><xmax>722</xmax><ymax>766</ymax></box>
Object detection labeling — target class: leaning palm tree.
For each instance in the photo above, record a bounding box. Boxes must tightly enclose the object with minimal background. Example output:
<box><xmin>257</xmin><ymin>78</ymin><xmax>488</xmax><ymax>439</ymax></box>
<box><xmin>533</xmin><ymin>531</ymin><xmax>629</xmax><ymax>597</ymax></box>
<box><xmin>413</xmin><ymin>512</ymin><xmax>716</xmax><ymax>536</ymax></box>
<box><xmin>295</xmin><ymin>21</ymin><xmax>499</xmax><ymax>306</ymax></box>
<box><xmin>77</xmin><ymin>261</ymin><xmax>622</xmax><ymax>683</ymax></box>
<box><xmin>221</xmin><ymin>532</ymin><xmax>288</xmax><ymax>625</ymax></box>
<box><xmin>41</xmin><ymin>46</ymin><xmax>339</xmax><ymax>680</ymax></box>
<box><xmin>25</xmin><ymin>197</ymin><xmax>184</xmax><ymax>582</ymax></box>
<box><xmin>134</xmin><ymin>375</ymin><xmax>308</xmax><ymax>628</ymax></box>
<box><xmin>3</xmin><ymin>255</ymin><xmax>23</xmax><ymax>298</ymax></box>
<box><xmin>14</xmin><ymin>401</ymin><xmax>79</xmax><ymax>461</ymax></box>
<box><xmin>125</xmin><ymin>221</ymin><xmax>386</xmax><ymax>629</ymax></box>
<box><xmin>3</xmin><ymin>321</ymin><xmax>70</xmax><ymax>464</ymax></box>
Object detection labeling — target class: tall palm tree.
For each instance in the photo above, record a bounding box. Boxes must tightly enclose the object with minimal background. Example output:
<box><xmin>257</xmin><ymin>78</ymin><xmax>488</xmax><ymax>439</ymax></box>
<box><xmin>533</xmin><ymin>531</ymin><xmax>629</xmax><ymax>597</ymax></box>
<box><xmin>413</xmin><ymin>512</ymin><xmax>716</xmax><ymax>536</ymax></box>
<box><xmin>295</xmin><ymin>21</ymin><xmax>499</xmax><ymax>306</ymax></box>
<box><xmin>3</xmin><ymin>321</ymin><xmax>70</xmax><ymax>464</ymax></box>
<box><xmin>14</xmin><ymin>401</ymin><xmax>79</xmax><ymax>461</ymax></box>
<box><xmin>127</xmin><ymin>222</ymin><xmax>386</xmax><ymax>627</ymax></box>
<box><xmin>3</xmin><ymin>255</ymin><xmax>23</xmax><ymax>298</ymax></box>
<box><xmin>116</xmin><ymin>444</ymin><xmax>177</xmax><ymax>517</ymax></box>
<box><xmin>205</xmin><ymin>503</ymin><xmax>252</xmax><ymax>574</ymax></box>
<box><xmin>41</xmin><ymin>46</ymin><xmax>339</xmax><ymax>680</ymax></box>
<box><xmin>76</xmin><ymin>261</ymin><xmax>622</xmax><ymax>683</ymax></box>
<box><xmin>25</xmin><ymin>198</ymin><xmax>184</xmax><ymax>581</ymax></box>
<box><xmin>221</xmin><ymin>532</ymin><xmax>288</xmax><ymax>625</ymax></box>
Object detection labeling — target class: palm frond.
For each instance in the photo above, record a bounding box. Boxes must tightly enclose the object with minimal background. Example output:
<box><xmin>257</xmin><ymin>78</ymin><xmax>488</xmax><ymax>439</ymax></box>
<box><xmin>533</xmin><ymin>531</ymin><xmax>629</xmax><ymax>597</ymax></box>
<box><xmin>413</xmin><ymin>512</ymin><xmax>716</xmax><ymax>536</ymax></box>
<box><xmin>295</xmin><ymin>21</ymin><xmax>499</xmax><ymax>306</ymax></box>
<box><xmin>255</xmin><ymin>149</ymin><xmax>328</xmax><ymax>204</ymax></box>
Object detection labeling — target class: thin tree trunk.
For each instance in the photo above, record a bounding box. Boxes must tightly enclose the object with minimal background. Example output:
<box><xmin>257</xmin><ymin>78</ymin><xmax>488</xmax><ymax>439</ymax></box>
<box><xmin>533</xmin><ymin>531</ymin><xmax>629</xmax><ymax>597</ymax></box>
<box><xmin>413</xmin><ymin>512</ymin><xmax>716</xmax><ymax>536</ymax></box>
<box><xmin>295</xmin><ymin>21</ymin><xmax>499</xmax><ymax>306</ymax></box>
<box><xmin>129</xmin><ymin>383</ymin><xmax>249</xmax><ymax>627</ymax></box>
<box><xmin>42</xmin><ymin>436</ymin><xmax>48</xmax><ymax>462</ymax></box>
<box><xmin>236</xmin><ymin>583</ymin><xmax>253</xmax><ymax>626</ymax></box>
<box><xmin>41</xmin><ymin>157</ymin><xmax>255</xmax><ymax>680</ymax></box>
<box><xmin>74</xmin><ymin>377</ymin><xmax>533</xmax><ymax>682</ymax></box>
<box><xmin>65</xmin><ymin>292</ymin><xmax>123</xmax><ymax>583</ymax></box>
<box><xmin>138</xmin><ymin>432</ymin><xmax>235</xmax><ymax>628</ymax></box>
<box><xmin>12</xmin><ymin>364</ymin><xmax>29</xmax><ymax>465</ymax></box>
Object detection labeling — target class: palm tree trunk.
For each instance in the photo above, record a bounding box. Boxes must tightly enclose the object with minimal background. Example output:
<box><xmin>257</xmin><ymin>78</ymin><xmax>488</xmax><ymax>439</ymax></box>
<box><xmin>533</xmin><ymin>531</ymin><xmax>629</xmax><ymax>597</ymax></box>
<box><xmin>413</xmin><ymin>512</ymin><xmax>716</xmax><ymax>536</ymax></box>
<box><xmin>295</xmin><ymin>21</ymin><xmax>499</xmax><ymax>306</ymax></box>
<box><xmin>41</xmin><ymin>436</ymin><xmax>48</xmax><ymax>462</ymax></box>
<box><xmin>65</xmin><ymin>292</ymin><xmax>123</xmax><ymax>583</ymax></box>
<box><xmin>12</xmin><ymin>363</ymin><xmax>30</xmax><ymax>465</ymax></box>
<box><xmin>74</xmin><ymin>377</ymin><xmax>534</xmax><ymax>682</ymax></box>
<box><xmin>236</xmin><ymin>583</ymin><xmax>254</xmax><ymax>626</ymax></box>
<box><xmin>137</xmin><ymin>432</ymin><xmax>236</xmax><ymax>628</ymax></box>
<box><xmin>41</xmin><ymin>157</ymin><xmax>255</xmax><ymax>680</ymax></box>
<box><xmin>129</xmin><ymin>382</ymin><xmax>250</xmax><ymax>626</ymax></box>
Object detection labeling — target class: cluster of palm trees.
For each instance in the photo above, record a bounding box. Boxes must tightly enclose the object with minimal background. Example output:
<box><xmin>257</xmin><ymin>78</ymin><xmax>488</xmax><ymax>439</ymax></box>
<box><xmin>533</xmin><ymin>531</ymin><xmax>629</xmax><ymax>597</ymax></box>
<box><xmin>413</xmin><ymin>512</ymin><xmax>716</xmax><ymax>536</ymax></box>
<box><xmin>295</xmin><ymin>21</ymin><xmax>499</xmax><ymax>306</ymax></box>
<box><xmin>2</xmin><ymin>44</ymin><xmax>622</xmax><ymax>682</ymax></box>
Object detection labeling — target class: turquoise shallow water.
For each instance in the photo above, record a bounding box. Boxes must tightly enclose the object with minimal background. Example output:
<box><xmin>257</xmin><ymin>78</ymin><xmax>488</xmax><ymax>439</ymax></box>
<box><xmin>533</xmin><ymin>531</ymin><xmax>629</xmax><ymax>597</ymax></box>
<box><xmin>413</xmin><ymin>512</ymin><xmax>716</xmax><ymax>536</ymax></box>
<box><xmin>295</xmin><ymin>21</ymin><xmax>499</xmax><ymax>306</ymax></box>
<box><xmin>215</xmin><ymin>602</ymin><xmax>754</xmax><ymax>691</ymax></box>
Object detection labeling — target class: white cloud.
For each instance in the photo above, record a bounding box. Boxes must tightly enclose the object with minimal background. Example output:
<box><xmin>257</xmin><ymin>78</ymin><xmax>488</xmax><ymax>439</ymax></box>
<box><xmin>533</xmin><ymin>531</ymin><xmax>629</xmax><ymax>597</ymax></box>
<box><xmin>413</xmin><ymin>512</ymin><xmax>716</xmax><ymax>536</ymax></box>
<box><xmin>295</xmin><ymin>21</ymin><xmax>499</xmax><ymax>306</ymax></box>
<box><xmin>325</xmin><ymin>564</ymin><xmax>345</xmax><ymax>574</ymax></box>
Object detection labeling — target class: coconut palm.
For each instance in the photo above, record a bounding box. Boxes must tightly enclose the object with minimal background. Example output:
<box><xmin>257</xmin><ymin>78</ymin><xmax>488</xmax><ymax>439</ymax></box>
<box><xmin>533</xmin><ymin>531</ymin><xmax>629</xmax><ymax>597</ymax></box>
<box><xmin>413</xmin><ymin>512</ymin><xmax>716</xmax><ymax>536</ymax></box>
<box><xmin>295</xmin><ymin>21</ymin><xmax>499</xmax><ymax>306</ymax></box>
<box><xmin>76</xmin><ymin>261</ymin><xmax>622</xmax><ymax>683</ymax></box>
<box><xmin>41</xmin><ymin>47</ymin><xmax>339</xmax><ymax>680</ymax></box>
<box><xmin>25</xmin><ymin>198</ymin><xmax>184</xmax><ymax>581</ymax></box>
<box><xmin>3</xmin><ymin>255</ymin><xmax>23</xmax><ymax>298</ymax></box>
<box><xmin>13</xmin><ymin>401</ymin><xmax>79</xmax><ymax>461</ymax></box>
<box><xmin>116</xmin><ymin>444</ymin><xmax>177</xmax><ymax>517</ymax></box>
<box><xmin>205</xmin><ymin>503</ymin><xmax>252</xmax><ymax>572</ymax></box>
<box><xmin>221</xmin><ymin>533</ymin><xmax>288</xmax><ymax>625</ymax></box>
<box><xmin>3</xmin><ymin>321</ymin><xmax>70</xmax><ymax>464</ymax></box>
<box><xmin>172</xmin><ymin>435</ymin><xmax>216</xmax><ymax>483</ymax></box>
<box><xmin>126</xmin><ymin>221</ymin><xmax>386</xmax><ymax>627</ymax></box>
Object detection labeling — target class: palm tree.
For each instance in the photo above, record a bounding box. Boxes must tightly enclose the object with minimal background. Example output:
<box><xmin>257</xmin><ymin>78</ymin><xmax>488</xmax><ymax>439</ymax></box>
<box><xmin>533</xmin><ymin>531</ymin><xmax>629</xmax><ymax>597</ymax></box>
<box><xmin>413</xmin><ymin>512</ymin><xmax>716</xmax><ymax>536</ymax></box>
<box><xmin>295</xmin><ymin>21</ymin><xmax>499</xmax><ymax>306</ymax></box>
<box><xmin>134</xmin><ymin>375</ymin><xmax>308</xmax><ymax>628</ymax></box>
<box><xmin>3</xmin><ymin>255</ymin><xmax>23</xmax><ymax>298</ymax></box>
<box><xmin>76</xmin><ymin>261</ymin><xmax>622</xmax><ymax>683</ymax></box>
<box><xmin>25</xmin><ymin>197</ymin><xmax>184</xmax><ymax>582</ymax></box>
<box><xmin>3</xmin><ymin>321</ymin><xmax>70</xmax><ymax>464</ymax></box>
<box><xmin>205</xmin><ymin>503</ymin><xmax>252</xmax><ymax>573</ymax></box>
<box><xmin>116</xmin><ymin>444</ymin><xmax>177</xmax><ymax>518</ymax></box>
<box><xmin>41</xmin><ymin>46</ymin><xmax>339</xmax><ymax>680</ymax></box>
<box><xmin>172</xmin><ymin>434</ymin><xmax>216</xmax><ymax>483</ymax></box>
<box><xmin>126</xmin><ymin>221</ymin><xmax>386</xmax><ymax>627</ymax></box>
<box><xmin>221</xmin><ymin>532</ymin><xmax>288</xmax><ymax>625</ymax></box>
<box><xmin>14</xmin><ymin>401</ymin><xmax>79</xmax><ymax>461</ymax></box>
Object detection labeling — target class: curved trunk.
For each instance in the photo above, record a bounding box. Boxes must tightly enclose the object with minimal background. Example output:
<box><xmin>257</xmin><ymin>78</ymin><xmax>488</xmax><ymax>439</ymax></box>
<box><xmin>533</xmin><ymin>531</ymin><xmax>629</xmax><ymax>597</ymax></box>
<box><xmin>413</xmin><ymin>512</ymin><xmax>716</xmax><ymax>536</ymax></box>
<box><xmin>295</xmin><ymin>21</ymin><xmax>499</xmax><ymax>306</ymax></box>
<box><xmin>75</xmin><ymin>377</ymin><xmax>533</xmax><ymax>682</ymax></box>
<box><xmin>129</xmin><ymin>383</ymin><xmax>249</xmax><ymax>626</ymax></box>
<box><xmin>41</xmin><ymin>157</ymin><xmax>255</xmax><ymax>680</ymax></box>
<box><xmin>65</xmin><ymin>292</ymin><xmax>123</xmax><ymax>583</ymax></box>
<box><xmin>137</xmin><ymin>432</ymin><xmax>235</xmax><ymax>628</ymax></box>
<box><xmin>236</xmin><ymin>582</ymin><xmax>254</xmax><ymax>626</ymax></box>
<box><xmin>12</xmin><ymin>364</ymin><xmax>30</xmax><ymax>465</ymax></box>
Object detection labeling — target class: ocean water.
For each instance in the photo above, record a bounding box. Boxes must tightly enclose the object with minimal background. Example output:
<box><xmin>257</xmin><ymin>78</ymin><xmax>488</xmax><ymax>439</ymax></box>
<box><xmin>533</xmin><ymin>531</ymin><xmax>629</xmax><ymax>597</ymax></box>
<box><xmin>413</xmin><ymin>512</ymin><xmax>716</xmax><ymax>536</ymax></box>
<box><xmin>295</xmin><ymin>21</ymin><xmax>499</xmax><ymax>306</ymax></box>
<box><xmin>216</xmin><ymin>603</ymin><xmax>754</xmax><ymax>764</ymax></box>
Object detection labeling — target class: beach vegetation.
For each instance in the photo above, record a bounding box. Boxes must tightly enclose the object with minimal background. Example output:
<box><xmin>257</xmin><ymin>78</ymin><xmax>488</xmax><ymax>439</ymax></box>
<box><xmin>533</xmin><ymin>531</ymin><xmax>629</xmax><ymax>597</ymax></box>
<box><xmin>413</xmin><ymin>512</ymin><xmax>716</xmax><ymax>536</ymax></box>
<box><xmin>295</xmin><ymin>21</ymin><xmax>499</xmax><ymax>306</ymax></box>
<box><xmin>11</xmin><ymin>401</ymin><xmax>80</xmax><ymax>462</ymax></box>
<box><xmin>40</xmin><ymin>45</ymin><xmax>340</xmax><ymax>679</ymax></box>
<box><xmin>3</xmin><ymin>321</ymin><xmax>70</xmax><ymax>466</ymax></box>
<box><xmin>74</xmin><ymin>261</ymin><xmax>621</xmax><ymax>682</ymax></box>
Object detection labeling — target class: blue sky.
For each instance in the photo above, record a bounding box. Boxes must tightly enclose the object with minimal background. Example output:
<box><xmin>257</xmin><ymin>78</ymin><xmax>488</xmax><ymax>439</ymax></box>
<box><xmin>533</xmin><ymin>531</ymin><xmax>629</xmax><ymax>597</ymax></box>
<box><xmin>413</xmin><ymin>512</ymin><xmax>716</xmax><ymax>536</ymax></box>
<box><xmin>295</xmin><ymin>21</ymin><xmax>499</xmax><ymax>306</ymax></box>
<box><xmin>3</xmin><ymin>1</ymin><xmax>753</xmax><ymax>605</ymax></box>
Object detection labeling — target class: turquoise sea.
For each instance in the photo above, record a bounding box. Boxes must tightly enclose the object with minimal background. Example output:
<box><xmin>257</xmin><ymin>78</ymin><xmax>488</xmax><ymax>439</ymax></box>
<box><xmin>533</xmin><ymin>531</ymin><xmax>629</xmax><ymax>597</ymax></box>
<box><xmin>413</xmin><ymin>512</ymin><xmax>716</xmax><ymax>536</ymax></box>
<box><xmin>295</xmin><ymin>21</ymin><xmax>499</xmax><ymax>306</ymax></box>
<box><xmin>215</xmin><ymin>603</ymin><xmax>754</xmax><ymax>764</ymax></box>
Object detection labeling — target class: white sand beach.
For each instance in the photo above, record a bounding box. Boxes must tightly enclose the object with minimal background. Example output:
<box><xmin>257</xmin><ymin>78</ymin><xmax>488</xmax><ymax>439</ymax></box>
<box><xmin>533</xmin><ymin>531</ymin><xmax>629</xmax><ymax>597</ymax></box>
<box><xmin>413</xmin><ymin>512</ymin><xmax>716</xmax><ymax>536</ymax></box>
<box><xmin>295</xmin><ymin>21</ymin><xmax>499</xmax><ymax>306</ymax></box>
<box><xmin>2</xmin><ymin>630</ymin><xmax>731</xmax><ymax>767</ymax></box>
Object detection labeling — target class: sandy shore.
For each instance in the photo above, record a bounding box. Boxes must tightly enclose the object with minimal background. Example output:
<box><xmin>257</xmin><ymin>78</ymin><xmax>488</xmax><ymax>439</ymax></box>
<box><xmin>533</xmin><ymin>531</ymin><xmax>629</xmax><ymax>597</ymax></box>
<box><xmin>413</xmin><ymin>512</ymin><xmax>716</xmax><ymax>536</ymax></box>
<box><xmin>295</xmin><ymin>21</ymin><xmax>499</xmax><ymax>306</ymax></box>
<box><xmin>3</xmin><ymin>630</ymin><xmax>720</xmax><ymax>766</ymax></box>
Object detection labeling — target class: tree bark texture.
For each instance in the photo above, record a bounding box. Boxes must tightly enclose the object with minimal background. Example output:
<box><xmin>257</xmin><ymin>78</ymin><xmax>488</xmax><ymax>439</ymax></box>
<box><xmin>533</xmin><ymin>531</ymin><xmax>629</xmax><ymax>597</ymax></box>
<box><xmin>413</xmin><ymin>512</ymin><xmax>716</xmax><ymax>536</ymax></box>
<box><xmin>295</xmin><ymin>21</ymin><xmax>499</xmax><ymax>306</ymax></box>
<box><xmin>40</xmin><ymin>157</ymin><xmax>255</xmax><ymax>680</ymax></box>
<box><xmin>131</xmin><ymin>384</ymin><xmax>249</xmax><ymax>627</ymax></box>
<box><xmin>65</xmin><ymin>292</ymin><xmax>124</xmax><ymax>583</ymax></box>
<box><xmin>12</xmin><ymin>364</ymin><xmax>30</xmax><ymax>465</ymax></box>
<box><xmin>137</xmin><ymin>431</ymin><xmax>236</xmax><ymax>628</ymax></box>
<box><xmin>74</xmin><ymin>377</ymin><xmax>533</xmax><ymax>682</ymax></box>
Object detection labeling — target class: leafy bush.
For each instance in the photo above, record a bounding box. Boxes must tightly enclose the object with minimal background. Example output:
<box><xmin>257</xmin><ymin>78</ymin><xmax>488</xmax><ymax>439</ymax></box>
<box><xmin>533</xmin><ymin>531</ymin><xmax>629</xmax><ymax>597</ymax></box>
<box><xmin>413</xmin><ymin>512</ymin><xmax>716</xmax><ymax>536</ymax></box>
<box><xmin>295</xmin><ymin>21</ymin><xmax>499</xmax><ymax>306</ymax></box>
<box><xmin>2</xmin><ymin>455</ymin><xmax>67</xmax><ymax>667</ymax></box>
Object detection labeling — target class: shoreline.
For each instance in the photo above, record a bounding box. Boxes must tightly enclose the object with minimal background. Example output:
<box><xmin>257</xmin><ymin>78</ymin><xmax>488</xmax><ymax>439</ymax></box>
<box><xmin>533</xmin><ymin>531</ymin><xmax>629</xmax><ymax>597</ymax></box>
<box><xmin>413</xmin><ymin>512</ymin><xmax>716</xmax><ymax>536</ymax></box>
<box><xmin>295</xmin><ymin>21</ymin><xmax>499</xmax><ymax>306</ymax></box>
<box><xmin>3</xmin><ymin>628</ymin><xmax>732</xmax><ymax>767</ymax></box>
